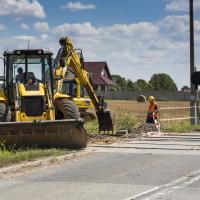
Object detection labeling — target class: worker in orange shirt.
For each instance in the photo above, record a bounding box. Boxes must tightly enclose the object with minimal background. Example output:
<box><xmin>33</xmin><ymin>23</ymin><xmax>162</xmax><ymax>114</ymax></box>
<box><xmin>146</xmin><ymin>96</ymin><xmax>159</xmax><ymax>124</ymax></box>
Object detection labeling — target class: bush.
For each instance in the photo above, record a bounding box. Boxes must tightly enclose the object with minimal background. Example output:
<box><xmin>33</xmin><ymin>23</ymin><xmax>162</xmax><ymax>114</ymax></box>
<box><xmin>85</xmin><ymin>112</ymin><xmax>137</xmax><ymax>134</ymax></box>
<box><xmin>113</xmin><ymin>113</ymin><xmax>137</xmax><ymax>133</ymax></box>
<box><xmin>84</xmin><ymin>120</ymin><xmax>99</xmax><ymax>134</ymax></box>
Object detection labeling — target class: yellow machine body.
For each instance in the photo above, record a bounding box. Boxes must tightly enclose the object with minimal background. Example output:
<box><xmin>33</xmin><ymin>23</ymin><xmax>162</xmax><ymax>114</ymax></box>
<box><xmin>14</xmin><ymin>83</ymin><xmax>55</xmax><ymax>122</ymax></box>
<box><xmin>0</xmin><ymin>49</ymin><xmax>87</xmax><ymax>149</ymax></box>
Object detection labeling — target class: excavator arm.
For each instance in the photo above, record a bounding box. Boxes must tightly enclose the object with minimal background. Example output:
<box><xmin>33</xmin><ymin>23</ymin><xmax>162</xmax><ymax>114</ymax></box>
<box><xmin>55</xmin><ymin>37</ymin><xmax>113</xmax><ymax>133</ymax></box>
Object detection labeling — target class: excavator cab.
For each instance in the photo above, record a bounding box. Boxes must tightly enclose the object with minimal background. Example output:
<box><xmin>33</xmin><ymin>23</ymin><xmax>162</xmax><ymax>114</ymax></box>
<box><xmin>3</xmin><ymin>49</ymin><xmax>54</xmax><ymax>122</ymax></box>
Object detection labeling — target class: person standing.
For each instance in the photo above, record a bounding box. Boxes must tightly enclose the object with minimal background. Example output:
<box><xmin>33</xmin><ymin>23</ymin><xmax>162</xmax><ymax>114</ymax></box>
<box><xmin>146</xmin><ymin>96</ymin><xmax>159</xmax><ymax>124</ymax></box>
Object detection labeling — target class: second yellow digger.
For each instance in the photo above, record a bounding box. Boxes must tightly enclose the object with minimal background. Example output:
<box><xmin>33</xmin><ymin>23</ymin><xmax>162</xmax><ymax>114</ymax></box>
<box><xmin>54</xmin><ymin>37</ymin><xmax>113</xmax><ymax>133</ymax></box>
<box><xmin>61</xmin><ymin>77</ymin><xmax>95</xmax><ymax>120</ymax></box>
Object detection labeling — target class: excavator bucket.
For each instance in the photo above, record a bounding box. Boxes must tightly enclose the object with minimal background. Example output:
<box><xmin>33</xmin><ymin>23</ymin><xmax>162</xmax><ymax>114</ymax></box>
<box><xmin>96</xmin><ymin>110</ymin><xmax>114</xmax><ymax>133</ymax></box>
<box><xmin>0</xmin><ymin>119</ymin><xmax>87</xmax><ymax>149</ymax></box>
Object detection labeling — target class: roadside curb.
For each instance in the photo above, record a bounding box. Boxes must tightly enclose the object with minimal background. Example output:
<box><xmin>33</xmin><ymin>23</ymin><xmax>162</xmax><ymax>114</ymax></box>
<box><xmin>0</xmin><ymin>150</ymin><xmax>92</xmax><ymax>176</ymax></box>
<box><xmin>0</xmin><ymin>133</ymin><xmax>164</xmax><ymax>176</ymax></box>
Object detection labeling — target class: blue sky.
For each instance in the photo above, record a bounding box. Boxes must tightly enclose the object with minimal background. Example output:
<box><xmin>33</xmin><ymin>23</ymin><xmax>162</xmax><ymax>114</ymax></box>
<box><xmin>0</xmin><ymin>0</ymin><xmax>200</xmax><ymax>89</ymax></box>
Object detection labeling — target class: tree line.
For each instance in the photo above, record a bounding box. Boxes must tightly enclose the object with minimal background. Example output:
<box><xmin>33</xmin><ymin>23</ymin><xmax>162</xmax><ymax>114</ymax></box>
<box><xmin>111</xmin><ymin>73</ymin><xmax>178</xmax><ymax>91</ymax></box>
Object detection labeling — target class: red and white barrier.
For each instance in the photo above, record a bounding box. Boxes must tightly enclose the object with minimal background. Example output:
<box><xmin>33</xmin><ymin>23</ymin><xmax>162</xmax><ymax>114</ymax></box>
<box><xmin>159</xmin><ymin>106</ymin><xmax>197</xmax><ymax>110</ymax></box>
<box><xmin>159</xmin><ymin>106</ymin><xmax>197</xmax><ymax>122</ymax></box>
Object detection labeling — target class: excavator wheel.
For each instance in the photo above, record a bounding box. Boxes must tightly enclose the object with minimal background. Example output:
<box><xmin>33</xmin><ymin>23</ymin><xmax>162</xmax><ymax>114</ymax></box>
<box><xmin>54</xmin><ymin>99</ymin><xmax>87</xmax><ymax>148</ymax></box>
<box><xmin>55</xmin><ymin>99</ymin><xmax>81</xmax><ymax>120</ymax></box>
<box><xmin>0</xmin><ymin>103</ymin><xmax>6</xmax><ymax>122</ymax></box>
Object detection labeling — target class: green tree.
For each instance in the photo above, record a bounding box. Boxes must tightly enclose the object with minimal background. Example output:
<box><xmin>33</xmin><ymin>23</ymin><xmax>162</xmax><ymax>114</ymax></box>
<box><xmin>135</xmin><ymin>79</ymin><xmax>154</xmax><ymax>91</ymax></box>
<box><xmin>112</xmin><ymin>75</ymin><xmax>127</xmax><ymax>91</ymax></box>
<box><xmin>126</xmin><ymin>79</ymin><xmax>142</xmax><ymax>91</ymax></box>
<box><xmin>149</xmin><ymin>73</ymin><xmax>177</xmax><ymax>91</ymax></box>
<box><xmin>181</xmin><ymin>85</ymin><xmax>190</xmax><ymax>91</ymax></box>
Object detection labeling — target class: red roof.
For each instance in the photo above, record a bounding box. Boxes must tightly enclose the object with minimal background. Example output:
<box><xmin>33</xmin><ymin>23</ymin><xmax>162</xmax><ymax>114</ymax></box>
<box><xmin>84</xmin><ymin>62</ymin><xmax>116</xmax><ymax>85</ymax></box>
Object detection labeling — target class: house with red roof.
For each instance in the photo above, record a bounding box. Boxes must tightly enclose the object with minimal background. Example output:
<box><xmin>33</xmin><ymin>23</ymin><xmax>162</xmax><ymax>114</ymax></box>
<box><xmin>67</xmin><ymin>61</ymin><xmax>116</xmax><ymax>91</ymax></box>
<box><xmin>84</xmin><ymin>62</ymin><xmax>116</xmax><ymax>91</ymax></box>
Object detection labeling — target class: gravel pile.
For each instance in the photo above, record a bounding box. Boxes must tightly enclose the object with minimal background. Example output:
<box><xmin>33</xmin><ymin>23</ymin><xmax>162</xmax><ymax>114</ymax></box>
<box><xmin>88</xmin><ymin>123</ymin><xmax>159</xmax><ymax>144</ymax></box>
<box><xmin>127</xmin><ymin>123</ymin><xmax>158</xmax><ymax>138</ymax></box>
<box><xmin>88</xmin><ymin>134</ymin><xmax>120</xmax><ymax>144</ymax></box>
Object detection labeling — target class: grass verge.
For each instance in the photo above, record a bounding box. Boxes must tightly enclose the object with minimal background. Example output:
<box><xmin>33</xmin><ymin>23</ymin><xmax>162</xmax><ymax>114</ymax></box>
<box><xmin>161</xmin><ymin>120</ymin><xmax>200</xmax><ymax>133</ymax></box>
<box><xmin>85</xmin><ymin>111</ymin><xmax>138</xmax><ymax>134</ymax></box>
<box><xmin>0</xmin><ymin>147</ymin><xmax>69</xmax><ymax>168</ymax></box>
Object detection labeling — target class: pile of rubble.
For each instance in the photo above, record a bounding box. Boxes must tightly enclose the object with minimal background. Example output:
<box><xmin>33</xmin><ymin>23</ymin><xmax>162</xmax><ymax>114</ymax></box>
<box><xmin>128</xmin><ymin>123</ymin><xmax>159</xmax><ymax>138</ymax></box>
<box><xmin>88</xmin><ymin>123</ymin><xmax>159</xmax><ymax>144</ymax></box>
<box><xmin>88</xmin><ymin>133</ymin><xmax>121</xmax><ymax>144</ymax></box>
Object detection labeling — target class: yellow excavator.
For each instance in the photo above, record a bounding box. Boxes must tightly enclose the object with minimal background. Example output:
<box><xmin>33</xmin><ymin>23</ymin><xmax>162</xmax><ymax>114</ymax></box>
<box><xmin>0</xmin><ymin>37</ymin><xmax>113</xmax><ymax>148</ymax></box>
<box><xmin>0</xmin><ymin>49</ymin><xmax>87</xmax><ymax>148</ymax></box>
<box><xmin>54</xmin><ymin>37</ymin><xmax>113</xmax><ymax>133</ymax></box>
<box><xmin>62</xmin><ymin>77</ymin><xmax>95</xmax><ymax>120</ymax></box>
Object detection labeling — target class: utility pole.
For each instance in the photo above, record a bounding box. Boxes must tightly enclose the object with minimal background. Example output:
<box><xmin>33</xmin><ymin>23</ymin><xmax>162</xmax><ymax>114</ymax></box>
<box><xmin>189</xmin><ymin>0</ymin><xmax>197</xmax><ymax>125</ymax></box>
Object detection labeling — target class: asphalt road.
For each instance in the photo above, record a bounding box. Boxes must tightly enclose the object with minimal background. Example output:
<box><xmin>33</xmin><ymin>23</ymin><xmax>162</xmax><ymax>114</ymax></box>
<box><xmin>1</xmin><ymin>133</ymin><xmax>200</xmax><ymax>200</ymax></box>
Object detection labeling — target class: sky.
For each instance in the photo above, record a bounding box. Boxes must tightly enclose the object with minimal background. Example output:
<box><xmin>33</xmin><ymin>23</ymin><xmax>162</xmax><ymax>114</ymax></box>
<box><xmin>0</xmin><ymin>0</ymin><xmax>200</xmax><ymax>89</ymax></box>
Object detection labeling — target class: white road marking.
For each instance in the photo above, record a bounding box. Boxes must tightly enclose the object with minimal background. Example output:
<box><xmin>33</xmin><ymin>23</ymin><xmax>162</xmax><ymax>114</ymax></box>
<box><xmin>125</xmin><ymin>168</ymin><xmax>200</xmax><ymax>200</ymax></box>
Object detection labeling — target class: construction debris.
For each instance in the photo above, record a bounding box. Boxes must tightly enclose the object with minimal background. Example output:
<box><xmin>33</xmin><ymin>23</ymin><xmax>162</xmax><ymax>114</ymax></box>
<box><xmin>88</xmin><ymin>123</ymin><xmax>159</xmax><ymax>144</ymax></box>
<box><xmin>115</xmin><ymin>130</ymin><xmax>128</xmax><ymax>136</ymax></box>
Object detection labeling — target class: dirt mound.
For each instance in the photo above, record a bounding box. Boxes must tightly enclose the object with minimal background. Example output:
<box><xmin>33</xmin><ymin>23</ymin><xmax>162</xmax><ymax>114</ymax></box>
<box><xmin>128</xmin><ymin>123</ymin><xmax>158</xmax><ymax>138</ymax></box>
<box><xmin>88</xmin><ymin>123</ymin><xmax>158</xmax><ymax>144</ymax></box>
<box><xmin>88</xmin><ymin>134</ymin><xmax>120</xmax><ymax>144</ymax></box>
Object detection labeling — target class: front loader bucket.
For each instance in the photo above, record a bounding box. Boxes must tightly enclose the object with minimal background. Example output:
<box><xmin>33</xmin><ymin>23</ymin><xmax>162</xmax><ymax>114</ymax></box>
<box><xmin>0</xmin><ymin>119</ymin><xmax>87</xmax><ymax>149</ymax></box>
<box><xmin>96</xmin><ymin>110</ymin><xmax>114</xmax><ymax>133</ymax></box>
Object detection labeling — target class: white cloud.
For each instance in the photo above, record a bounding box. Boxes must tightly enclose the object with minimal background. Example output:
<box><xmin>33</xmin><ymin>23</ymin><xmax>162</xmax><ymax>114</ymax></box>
<box><xmin>159</xmin><ymin>15</ymin><xmax>189</xmax><ymax>40</ymax></box>
<box><xmin>15</xmin><ymin>17</ymin><xmax>22</xmax><ymax>21</ymax></box>
<box><xmin>12</xmin><ymin>35</ymin><xmax>40</xmax><ymax>45</ymax></box>
<box><xmin>20</xmin><ymin>23</ymin><xmax>29</xmax><ymax>30</ymax></box>
<box><xmin>9</xmin><ymin>34</ymin><xmax>58</xmax><ymax>51</ymax></box>
<box><xmin>51</xmin><ymin>18</ymin><xmax>200</xmax><ymax>88</ymax></box>
<box><xmin>195</xmin><ymin>20</ymin><xmax>200</xmax><ymax>32</ymax></box>
<box><xmin>0</xmin><ymin>0</ymin><xmax>46</xmax><ymax>19</ymax></box>
<box><xmin>60</xmin><ymin>1</ymin><xmax>96</xmax><ymax>11</ymax></box>
<box><xmin>52</xmin><ymin>22</ymin><xmax>98</xmax><ymax>35</ymax></box>
<box><xmin>166</xmin><ymin>0</ymin><xmax>200</xmax><ymax>12</ymax></box>
<box><xmin>33</xmin><ymin>22</ymin><xmax>50</xmax><ymax>32</ymax></box>
<box><xmin>0</xmin><ymin>23</ymin><xmax>6</xmax><ymax>31</ymax></box>
<box><xmin>1</xmin><ymin>14</ymin><xmax>200</xmax><ymax>89</ymax></box>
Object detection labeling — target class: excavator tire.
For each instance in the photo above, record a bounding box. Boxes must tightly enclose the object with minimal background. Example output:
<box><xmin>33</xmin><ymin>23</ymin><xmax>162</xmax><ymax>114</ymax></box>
<box><xmin>55</xmin><ymin>99</ymin><xmax>80</xmax><ymax>119</ymax></box>
<box><xmin>0</xmin><ymin>103</ymin><xmax>6</xmax><ymax>122</ymax></box>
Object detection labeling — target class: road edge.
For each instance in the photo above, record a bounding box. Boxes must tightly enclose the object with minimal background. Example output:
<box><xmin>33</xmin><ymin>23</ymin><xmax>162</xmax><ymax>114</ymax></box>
<box><xmin>0</xmin><ymin>149</ymin><xmax>92</xmax><ymax>175</ymax></box>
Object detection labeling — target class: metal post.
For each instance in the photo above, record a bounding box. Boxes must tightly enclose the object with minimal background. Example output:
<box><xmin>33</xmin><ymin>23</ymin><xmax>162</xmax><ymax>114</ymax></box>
<box><xmin>189</xmin><ymin>0</ymin><xmax>197</xmax><ymax>125</ymax></box>
<box><xmin>194</xmin><ymin>89</ymin><xmax>199</xmax><ymax>124</ymax></box>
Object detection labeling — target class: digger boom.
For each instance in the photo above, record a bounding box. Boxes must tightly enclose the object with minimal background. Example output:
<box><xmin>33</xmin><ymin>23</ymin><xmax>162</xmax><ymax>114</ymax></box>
<box><xmin>55</xmin><ymin>37</ymin><xmax>114</xmax><ymax>132</ymax></box>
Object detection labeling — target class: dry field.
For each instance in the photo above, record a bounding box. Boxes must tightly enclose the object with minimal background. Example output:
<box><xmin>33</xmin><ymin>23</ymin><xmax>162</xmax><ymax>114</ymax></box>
<box><xmin>87</xmin><ymin>100</ymin><xmax>194</xmax><ymax>133</ymax></box>
<box><xmin>106</xmin><ymin>100</ymin><xmax>190</xmax><ymax>121</ymax></box>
